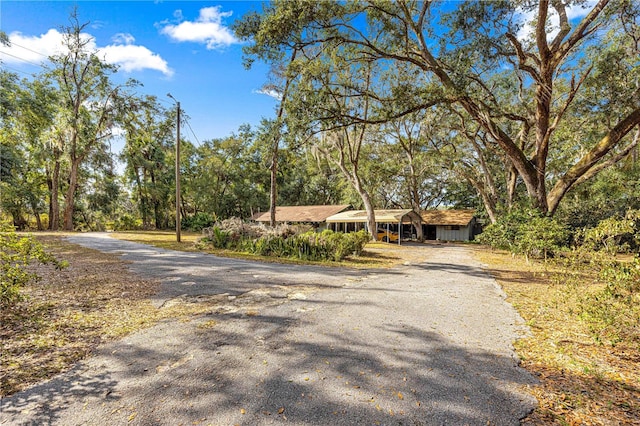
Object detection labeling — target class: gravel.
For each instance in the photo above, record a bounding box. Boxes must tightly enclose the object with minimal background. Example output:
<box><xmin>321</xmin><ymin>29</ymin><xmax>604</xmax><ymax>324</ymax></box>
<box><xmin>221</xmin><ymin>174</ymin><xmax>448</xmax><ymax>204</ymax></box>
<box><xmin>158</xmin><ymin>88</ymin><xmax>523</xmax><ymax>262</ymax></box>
<box><xmin>1</xmin><ymin>233</ymin><xmax>537</xmax><ymax>425</ymax></box>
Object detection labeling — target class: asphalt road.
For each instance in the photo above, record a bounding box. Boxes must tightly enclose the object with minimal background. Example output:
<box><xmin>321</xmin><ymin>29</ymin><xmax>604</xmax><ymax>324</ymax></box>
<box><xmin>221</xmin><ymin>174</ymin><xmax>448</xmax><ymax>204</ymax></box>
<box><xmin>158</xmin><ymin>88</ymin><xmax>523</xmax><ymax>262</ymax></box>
<box><xmin>1</xmin><ymin>233</ymin><xmax>537</xmax><ymax>425</ymax></box>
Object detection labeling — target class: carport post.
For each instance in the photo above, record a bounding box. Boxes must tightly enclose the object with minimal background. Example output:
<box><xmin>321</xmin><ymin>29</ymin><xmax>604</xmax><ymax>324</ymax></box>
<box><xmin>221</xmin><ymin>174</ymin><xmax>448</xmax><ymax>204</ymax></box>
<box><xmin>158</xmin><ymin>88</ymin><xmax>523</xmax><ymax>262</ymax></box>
<box><xmin>398</xmin><ymin>220</ymin><xmax>401</xmax><ymax>245</ymax></box>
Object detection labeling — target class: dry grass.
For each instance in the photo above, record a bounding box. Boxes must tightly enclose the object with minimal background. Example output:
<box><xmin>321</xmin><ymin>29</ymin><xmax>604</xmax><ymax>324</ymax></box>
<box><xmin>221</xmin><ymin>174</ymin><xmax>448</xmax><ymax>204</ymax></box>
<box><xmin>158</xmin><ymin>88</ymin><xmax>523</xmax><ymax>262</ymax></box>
<box><xmin>473</xmin><ymin>247</ymin><xmax>640</xmax><ymax>425</ymax></box>
<box><xmin>109</xmin><ymin>230</ymin><xmax>201</xmax><ymax>251</ymax></box>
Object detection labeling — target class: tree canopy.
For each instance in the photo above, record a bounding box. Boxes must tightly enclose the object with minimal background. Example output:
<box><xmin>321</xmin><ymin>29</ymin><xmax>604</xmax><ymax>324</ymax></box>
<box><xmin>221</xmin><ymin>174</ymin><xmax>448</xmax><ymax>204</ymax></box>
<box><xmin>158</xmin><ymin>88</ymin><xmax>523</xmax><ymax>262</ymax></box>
<box><xmin>235</xmin><ymin>0</ymin><xmax>640</xmax><ymax>217</ymax></box>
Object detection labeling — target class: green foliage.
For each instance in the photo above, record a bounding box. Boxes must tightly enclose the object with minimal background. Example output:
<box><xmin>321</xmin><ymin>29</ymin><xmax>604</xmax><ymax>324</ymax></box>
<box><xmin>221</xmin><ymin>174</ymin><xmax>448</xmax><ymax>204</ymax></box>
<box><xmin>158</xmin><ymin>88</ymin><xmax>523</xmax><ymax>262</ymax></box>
<box><xmin>182</xmin><ymin>212</ymin><xmax>216</xmax><ymax>232</ymax></box>
<box><xmin>555</xmin><ymin>211</ymin><xmax>640</xmax><ymax>347</ymax></box>
<box><xmin>199</xmin><ymin>218</ymin><xmax>369</xmax><ymax>262</ymax></box>
<box><xmin>112</xmin><ymin>214</ymin><xmax>143</xmax><ymax>231</ymax></box>
<box><xmin>477</xmin><ymin>206</ymin><xmax>569</xmax><ymax>260</ymax></box>
<box><xmin>515</xmin><ymin>217</ymin><xmax>570</xmax><ymax>261</ymax></box>
<box><xmin>579</xmin><ymin>258</ymin><xmax>640</xmax><ymax>347</ymax></box>
<box><xmin>241</xmin><ymin>229</ymin><xmax>369</xmax><ymax>262</ymax></box>
<box><xmin>579</xmin><ymin>210</ymin><xmax>640</xmax><ymax>254</ymax></box>
<box><xmin>0</xmin><ymin>223</ymin><xmax>66</xmax><ymax>306</ymax></box>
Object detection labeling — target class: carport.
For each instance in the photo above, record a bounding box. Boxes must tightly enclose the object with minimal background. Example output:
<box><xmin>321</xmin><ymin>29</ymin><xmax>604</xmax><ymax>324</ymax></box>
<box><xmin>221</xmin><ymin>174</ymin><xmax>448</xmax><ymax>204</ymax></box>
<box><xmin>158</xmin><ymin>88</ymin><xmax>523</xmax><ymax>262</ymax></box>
<box><xmin>325</xmin><ymin>209</ymin><xmax>421</xmax><ymax>245</ymax></box>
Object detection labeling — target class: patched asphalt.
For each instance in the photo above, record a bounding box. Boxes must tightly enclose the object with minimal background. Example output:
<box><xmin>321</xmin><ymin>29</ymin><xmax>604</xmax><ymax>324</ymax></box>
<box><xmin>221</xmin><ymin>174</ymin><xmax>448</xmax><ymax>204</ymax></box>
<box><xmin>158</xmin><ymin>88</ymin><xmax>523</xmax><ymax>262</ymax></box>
<box><xmin>1</xmin><ymin>233</ymin><xmax>537</xmax><ymax>425</ymax></box>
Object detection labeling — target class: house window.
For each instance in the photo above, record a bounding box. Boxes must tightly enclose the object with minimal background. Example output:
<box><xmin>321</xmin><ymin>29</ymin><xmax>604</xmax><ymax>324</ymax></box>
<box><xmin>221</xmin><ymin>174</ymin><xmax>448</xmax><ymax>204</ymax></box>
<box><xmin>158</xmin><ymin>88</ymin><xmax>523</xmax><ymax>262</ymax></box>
<box><xmin>444</xmin><ymin>225</ymin><xmax>461</xmax><ymax>231</ymax></box>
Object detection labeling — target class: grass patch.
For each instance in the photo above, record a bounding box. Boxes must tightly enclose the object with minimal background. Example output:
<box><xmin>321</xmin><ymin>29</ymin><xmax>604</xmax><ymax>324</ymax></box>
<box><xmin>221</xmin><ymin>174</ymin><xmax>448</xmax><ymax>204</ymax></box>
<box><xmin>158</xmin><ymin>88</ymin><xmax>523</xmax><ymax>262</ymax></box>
<box><xmin>109</xmin><ymin>230</ymin><xmax>201</xmax><ymax>252</ymax></box>
<box><xmin>473</xmin><ymin>247</ymin><xmax>640</xmax><ymax>425</ymax></box>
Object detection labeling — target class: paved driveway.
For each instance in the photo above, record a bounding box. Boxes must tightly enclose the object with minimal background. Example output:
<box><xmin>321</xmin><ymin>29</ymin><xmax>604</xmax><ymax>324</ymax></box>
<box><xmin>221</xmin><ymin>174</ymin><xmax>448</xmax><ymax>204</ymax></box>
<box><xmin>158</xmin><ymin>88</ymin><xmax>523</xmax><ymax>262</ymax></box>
<box><xmin>1</xmin><ymin>234</ymin><xmax>536</xmax><ymax>425</ymax></box>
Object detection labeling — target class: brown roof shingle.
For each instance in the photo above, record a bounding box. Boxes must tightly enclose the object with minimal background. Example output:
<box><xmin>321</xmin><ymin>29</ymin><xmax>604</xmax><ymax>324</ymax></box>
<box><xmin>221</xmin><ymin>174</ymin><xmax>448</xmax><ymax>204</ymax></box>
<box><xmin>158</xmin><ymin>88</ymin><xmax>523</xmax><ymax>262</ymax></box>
<box><xmin>252</xmin><ymin>205</ymin><xmax>350</xmax><ymax>223</ymax></box>
<box><xmin>420</xmin><ymin>209</ymin><xmax>476</xmax><ymax>226</ymax></box>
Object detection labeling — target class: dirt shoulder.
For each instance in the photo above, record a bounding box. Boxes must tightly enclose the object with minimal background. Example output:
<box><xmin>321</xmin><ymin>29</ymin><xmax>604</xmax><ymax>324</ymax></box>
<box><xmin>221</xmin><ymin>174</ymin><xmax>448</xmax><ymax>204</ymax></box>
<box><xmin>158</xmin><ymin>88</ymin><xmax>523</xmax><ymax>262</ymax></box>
<box><xmin>473</xmin><ymin>247</ymin><xmax>640</xmax><ymax>425</ymax></box>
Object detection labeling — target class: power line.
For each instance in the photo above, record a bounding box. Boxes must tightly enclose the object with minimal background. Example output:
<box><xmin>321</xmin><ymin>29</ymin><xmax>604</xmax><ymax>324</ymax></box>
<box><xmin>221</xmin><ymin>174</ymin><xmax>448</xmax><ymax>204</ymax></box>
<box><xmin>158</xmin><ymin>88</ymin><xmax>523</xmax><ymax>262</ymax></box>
<box><xmin>0</xmin><ymin>64</ymin><xmax>35</xmax><ymax>76</ymax></box>
<box><xmin>7</xmin><ymin>41</ymin><xmax>50</xmax><ymax>59</ymax></box>
<box><xmin>184</xmin><ymin>117</ymin><xmax>202</xmax><ymax>146</ymax></box>
<box><xmin>0</xmin><ymin>50</ymin><xmax>44</xmax><ymax>67</ymax></box>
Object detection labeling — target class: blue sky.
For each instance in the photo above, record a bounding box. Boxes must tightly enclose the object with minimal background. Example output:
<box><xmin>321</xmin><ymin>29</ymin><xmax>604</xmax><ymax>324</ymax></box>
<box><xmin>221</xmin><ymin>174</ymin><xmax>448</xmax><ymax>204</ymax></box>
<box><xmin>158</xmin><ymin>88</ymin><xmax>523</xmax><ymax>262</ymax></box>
<box><xmin>0</xmin><ymin>1</ymin><xmax>278</xmax><ymax>147</ymax></box>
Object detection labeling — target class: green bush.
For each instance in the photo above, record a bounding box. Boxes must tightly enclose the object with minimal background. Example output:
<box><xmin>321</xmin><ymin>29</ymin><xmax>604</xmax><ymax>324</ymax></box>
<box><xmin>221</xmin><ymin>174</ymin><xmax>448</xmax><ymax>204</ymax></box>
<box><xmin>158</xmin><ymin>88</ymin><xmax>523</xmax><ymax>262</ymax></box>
<box><xmin>576</xmin><ymin>257</ymin><xmax>640</xmax><ymax>347</ymax></box>
<box><xmin>476</xmin><ymin>207</ymin><xmax>569</xmax><ymax>260</ymax></box>
<box><xmin>199</xmin><ymin>218</ymin><xmax>369</xmax><ymax>262</ymax></box>
<box><xmin>183</xmin><ymin>212</ymin><xmax>216</xmax><ymax>232</ymax></box>
<box><xmin>1</xmin><ymin>223</ymin><xmax>66</xmax><ymax>307</ymax></box>
<box><xmin>580</xmin><ymin>210</ymin><xmax>639</xmax><ymax>254</ymax></box>
<box><xmin>112</xmin><ymin>214</ymin><xmax>143</xmax><ymax>231</ymax></box>
<box><xmin>200</xmin><ymin>226</ymin><xmax>231</xmax><ymax>249</ymax></box>
<box><xmin>516</xmin><ymin>216</ymin><xmax>570</xmax><ymax>261</ymax></box>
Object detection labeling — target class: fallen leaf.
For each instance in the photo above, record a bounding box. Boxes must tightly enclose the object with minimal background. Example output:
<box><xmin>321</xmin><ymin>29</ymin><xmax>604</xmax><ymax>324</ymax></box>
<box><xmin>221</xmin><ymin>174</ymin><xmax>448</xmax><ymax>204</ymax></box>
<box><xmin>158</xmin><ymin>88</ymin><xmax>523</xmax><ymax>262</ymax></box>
<box><xmin>397</xmin><ymin>392</ymin><xmax>404</xmax><ymax>400</ymax></box>
<box><xmin>240</xmin><ymin>408</ymin><xmax>246</xmax><ymax>415</ymax></box>
<box><xmin>278</xmin><ymin>407</ymin><xmax>285</xmax><ymax>414</ymax></box>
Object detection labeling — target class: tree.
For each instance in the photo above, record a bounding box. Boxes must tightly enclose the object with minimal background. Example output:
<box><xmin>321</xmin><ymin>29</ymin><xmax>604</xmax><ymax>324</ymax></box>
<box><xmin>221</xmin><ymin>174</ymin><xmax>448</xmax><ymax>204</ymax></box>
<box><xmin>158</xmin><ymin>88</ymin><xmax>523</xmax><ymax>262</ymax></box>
<box><xmin>188</xmin><ymin>125</ymin><xmax>270</xmax><ymax>220</ymax></box>
<box><xmin>235</xmin><ymin>0</ymin><xmax>640</xmax><ymax>217</ymax></box>
<box><xmin>121</xmin><ymin>96</ymin><xmax>174</xmax><ymax>229</ymax></box>
<box><xmin>47</xmin><ymin>11</ymin><xmax>137</xmax><ymax>230</ymax></box>
<box><xmin>0</xmin><ymin>72</ymin><xmax>57</xmax><ymax>230</ymax></box>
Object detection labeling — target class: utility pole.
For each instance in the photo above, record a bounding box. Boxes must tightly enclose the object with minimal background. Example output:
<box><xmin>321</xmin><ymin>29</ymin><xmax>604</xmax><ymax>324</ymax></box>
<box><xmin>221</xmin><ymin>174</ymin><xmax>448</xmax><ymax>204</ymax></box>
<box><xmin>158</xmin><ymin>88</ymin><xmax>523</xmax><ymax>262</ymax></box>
<box><xmin>167</xmin><ymin>93</ymin><xmax>181</xmax><ymax>242</ymax></box>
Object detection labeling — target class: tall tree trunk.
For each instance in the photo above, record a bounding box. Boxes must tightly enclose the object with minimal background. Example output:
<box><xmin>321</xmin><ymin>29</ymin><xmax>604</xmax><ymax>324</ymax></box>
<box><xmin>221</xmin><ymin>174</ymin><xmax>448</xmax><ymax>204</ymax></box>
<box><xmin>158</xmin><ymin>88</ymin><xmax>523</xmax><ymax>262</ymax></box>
<box><xmin>269</xmin><ymin>145</ymin><xmax>278</xmax><ymax>227</ymax></box>
<box><xmin>506</xmin><ymin>164</ymin><xmax>518</xmax><ymax>208</ymax></box>
<box><xmin>31</xmin><ymin>204</ymin><xmax>43</xmax><ymax>231</ymax></box>
<box><xmin>407</xmin><ymin>163</ymin><xmax>424</xmax><ymax>241</ymax></box>
<box><xmin>62</xmin><ymin>158</ymin><xmax>80</xmax><ymax>231</ymax></box>
<box><xmin>135</xmin><ymin>169</ymin><xmax>150</xmax><ymax>228</ymax></box>
<box><xmin>354</xmin><ymin>176</ymin><xmax>377</xmax><ymax>241</ymax></box>
<box><xmin>48</xmin><ymin>159</ymin><xmax>60</xmax><ymax>231</ymax></box>
<box><xmin>269</xmin><ymin>49</ymin><xmax>298</xmax><ymax>227</ymax></box>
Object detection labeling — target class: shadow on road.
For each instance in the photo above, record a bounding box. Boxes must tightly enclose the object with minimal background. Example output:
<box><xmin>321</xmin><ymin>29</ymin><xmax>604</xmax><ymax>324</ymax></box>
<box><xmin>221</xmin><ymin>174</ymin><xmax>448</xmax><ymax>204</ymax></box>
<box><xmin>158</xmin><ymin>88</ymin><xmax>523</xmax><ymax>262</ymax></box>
<box><xmin>3</xmin><ymin>303</ymin><xmax>537</xmax><ymax>425</ymax></box>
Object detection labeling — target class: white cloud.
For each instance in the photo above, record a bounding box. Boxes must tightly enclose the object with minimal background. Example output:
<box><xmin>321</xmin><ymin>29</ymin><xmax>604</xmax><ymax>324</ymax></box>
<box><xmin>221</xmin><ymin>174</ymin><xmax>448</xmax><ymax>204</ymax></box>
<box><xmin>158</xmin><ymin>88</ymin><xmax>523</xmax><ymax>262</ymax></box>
<box><xmin>253</xmin><ymin>88</ymin><xmax>282</xmax><ymax>100</ymax></box>
<box><xmin>0</xmin><ymin>29</ymin><xmax>67</xmax><ymax>64</ymax></box>
<box><xmin>1</xmin><ymin>29</ymin><xmax>172</xmax><ymax>76</ymax></box>
<box><xmin>159</xmin><ymin>6</ymin><xmax>238</xmax><ymax>49</ymax></box>
<box><xmin>101</xmin><ymin>44</ymin><xmax>173</xmax><ymax>76</ymax></box>
<box><xmin>112</xmin><ymin>33</ymin><xmax>135</xmax><ymax>45</ymax></box>
<box><xmin>516</xmin><ymin>0</ymin><xmax>599</xmax><ymax>42</ymax></box>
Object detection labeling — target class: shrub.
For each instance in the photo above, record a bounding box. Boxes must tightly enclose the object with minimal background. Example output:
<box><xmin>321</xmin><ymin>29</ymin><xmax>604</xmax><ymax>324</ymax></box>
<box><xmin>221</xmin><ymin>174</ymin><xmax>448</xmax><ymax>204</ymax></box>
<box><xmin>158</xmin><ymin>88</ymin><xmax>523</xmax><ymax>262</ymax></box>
<box><xmin>201</xmin><ymin>226</ymin><xmax>231</xmax><ymax>249</ymax></box>
<box><xmin>0</xmin><ymin>223</ymin><xmax>66</xmax><ymax>307</ymax></box>
<box><xmin>183</xmin><ymin>212</ymin><xmax>216</xmax><ymax>232</ymax></box>
<box><xmin>580</xmin><ymin>210</ymin><xmax>639</xmax><ymax>254</ymax></box>
<box><xmin>516</xmin><ymin>216</ymin><xmax>570</xmax><ymax>261</ymax></box>
<box><xmin>576</xmin><ymin>257</ymin><xmax>640</xmax><ymax>347</ymax></box>
<box><xmin>112</xmin><ymin>214</ymin><xmax>143</xmax><ymax>231</ymax></box>
<box><xmin>198</xmin><ymin>218</ymin><xmax>368</xmax><ymax>262</ymax></box>
<box><xmin>476</xmin><ymin>207</ymin><xmax>568</xmax><ymax>260</ymax></box>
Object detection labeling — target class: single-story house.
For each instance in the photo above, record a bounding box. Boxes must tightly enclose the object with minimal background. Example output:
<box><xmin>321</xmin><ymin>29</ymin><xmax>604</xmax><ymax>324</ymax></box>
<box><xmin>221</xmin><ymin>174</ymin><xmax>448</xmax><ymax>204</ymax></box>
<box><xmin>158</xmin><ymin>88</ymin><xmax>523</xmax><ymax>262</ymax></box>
<box><xmin>251</xmin><ymin>205</ymin><xmax>350</xmax><ymax>229</ymax></box>
<box><xmin>421</xmin><ymin>209</ymin><xmax>478</xmax><ymax>241</ymax></box>
<box><xmin>325</xmin><ymin>209</ymin><xmax>422</xmax><ymax>244</ymax></box>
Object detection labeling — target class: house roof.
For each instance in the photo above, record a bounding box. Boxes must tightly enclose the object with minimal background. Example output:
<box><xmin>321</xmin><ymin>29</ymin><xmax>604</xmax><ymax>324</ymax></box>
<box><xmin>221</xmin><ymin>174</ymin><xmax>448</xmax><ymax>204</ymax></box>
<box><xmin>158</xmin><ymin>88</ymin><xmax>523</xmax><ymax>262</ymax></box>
<box><xmin>420</xmin><ymin>209</ymin><xmax>476</xmax><ymax>226</ymax></box>
<box><xmin>251</xmin><ymin>205</ymin><xmax>350</xmax><ymax>223</ymax></box>
<box><xmin>326</xmin><ymin>209</ymin><xmax>418</xmax><ymax>224</ymax></box>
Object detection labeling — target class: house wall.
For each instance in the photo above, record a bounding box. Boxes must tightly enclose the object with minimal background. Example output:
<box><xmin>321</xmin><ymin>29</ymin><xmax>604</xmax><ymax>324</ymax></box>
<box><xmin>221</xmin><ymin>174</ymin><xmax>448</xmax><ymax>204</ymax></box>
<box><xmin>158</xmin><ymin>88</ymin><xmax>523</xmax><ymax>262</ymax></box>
<box><xmin>436</xmin><ymin>225</ymin><xmax>471</xmax><ymax>241</ymax></box>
